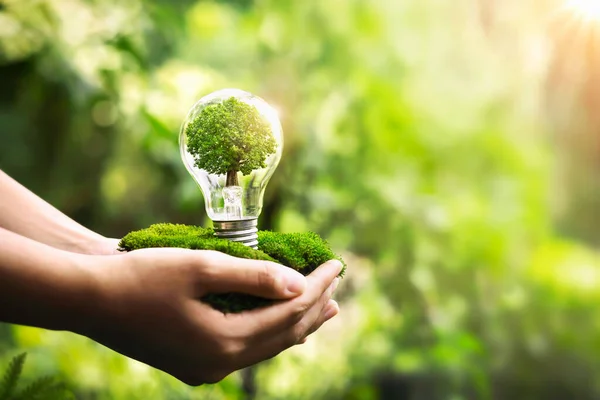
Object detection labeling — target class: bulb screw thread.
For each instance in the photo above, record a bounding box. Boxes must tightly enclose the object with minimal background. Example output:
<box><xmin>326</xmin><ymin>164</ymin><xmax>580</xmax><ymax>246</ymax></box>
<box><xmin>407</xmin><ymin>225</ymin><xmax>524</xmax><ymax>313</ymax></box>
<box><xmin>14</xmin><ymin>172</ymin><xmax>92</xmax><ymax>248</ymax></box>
<box><xmin>212</xmin><ymin>218</ymin><xmax>258</xmax><ymax>249</ymax></box>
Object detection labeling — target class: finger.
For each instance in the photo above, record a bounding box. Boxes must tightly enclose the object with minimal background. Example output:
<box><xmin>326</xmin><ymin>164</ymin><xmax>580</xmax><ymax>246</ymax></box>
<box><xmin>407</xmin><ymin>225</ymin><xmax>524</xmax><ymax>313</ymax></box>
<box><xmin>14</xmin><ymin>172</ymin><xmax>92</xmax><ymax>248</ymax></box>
<box><xmin>200</xmin><ymin>251</ymin><xmax>306</xmax><ymax>299</ymax></box>
<box><xmin>235</xmin><ymin>288</ymin><xmax>339</xmax><ymax>369</ymax></box>
<box><xmin>224</xmin><ymin>259</ymin><xmax>343</xmax><ymax>337</ymax></box>
<box><xmin>304</xmin><ymin>260</ymin><xmax>343</xmax><ymax>296</ymax></box>
<box><xmin>302</xmin><ymin>299</ymin><xmax>339</xmax><ymax>340</ymax></box>
<box><xmin>295</xmin><ymin>279</ymin><xmax>339</xmax><ymax>340</ymax></box>
<box><xmin>232</xmin><ymin>273</ymin><xmax>341</xmax><ymax>369</ymax></box>
<box><xmin>268</xmin><ymin>279</ymin><xmax>339</xmax><ymax>349</ymax></box>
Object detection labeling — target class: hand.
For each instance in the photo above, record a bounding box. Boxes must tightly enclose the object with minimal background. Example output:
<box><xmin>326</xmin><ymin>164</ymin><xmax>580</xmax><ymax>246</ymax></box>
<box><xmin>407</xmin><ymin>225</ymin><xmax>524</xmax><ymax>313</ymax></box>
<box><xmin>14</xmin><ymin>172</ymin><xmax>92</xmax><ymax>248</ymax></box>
<box><xmin>90</xmin><ymin>237</ymin><xmax>122</xmax><ymax>255</ymax></box>
<box><xmin>62</xmin><ymin>237</ymin><xmax>122</xmax><ymax>256</ymax></box>
<box><xmin>81</xmin><ymin>249</ymin><xmax>342</xmax><ymax>385</ymax></box>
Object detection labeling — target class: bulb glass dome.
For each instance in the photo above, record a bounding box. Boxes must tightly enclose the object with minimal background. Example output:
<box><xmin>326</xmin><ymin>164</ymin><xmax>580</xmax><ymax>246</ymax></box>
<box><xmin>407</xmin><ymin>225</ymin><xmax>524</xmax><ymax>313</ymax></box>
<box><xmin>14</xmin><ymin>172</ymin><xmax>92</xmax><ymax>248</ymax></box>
<box><xmin>180</xmin><ymin>88</ymin><xmax>283</xmax><ymax>223</ymax></box>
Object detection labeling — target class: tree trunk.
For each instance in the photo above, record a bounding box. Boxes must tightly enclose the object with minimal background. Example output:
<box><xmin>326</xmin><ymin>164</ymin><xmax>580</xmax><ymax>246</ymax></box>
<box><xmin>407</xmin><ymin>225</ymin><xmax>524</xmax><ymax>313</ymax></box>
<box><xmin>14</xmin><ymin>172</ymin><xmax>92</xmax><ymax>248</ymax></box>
<box><xmin>226</xmin><ymin>169</ymin><xmax>239</xmax><ymax>186</ymax></box>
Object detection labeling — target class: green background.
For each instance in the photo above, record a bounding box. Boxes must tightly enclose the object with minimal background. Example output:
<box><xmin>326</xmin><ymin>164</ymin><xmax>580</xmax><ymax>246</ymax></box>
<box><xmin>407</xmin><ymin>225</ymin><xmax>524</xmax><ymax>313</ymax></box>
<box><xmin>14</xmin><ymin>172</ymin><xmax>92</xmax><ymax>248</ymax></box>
<box><xmin>1</xmin><ymin>0</ymin><xmax>599</xmax><ymax>399</ymax></box>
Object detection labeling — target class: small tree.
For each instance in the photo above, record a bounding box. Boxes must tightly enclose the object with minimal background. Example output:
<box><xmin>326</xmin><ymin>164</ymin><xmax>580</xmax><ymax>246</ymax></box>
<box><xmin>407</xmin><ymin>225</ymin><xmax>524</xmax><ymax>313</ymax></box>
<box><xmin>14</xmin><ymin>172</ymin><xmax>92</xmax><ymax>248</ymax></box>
<box><xmin>185</xmin><ymin>97</ymin><xmax>277</xmax><ymax>186</ymax></box>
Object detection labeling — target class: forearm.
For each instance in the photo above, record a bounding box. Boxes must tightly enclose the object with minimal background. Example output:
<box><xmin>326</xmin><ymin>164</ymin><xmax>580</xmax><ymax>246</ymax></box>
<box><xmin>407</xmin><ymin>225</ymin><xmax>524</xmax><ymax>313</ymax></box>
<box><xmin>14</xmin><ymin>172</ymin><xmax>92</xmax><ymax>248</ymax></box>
<box><xmin>0</xmin><ymin>227</ymin><xmax>101</xmax><ymax>332</ymax></box>
<box><xmin>0</xmin><ymin>170</ymin><xmax>110</xmax><ymax>254</ymax></box>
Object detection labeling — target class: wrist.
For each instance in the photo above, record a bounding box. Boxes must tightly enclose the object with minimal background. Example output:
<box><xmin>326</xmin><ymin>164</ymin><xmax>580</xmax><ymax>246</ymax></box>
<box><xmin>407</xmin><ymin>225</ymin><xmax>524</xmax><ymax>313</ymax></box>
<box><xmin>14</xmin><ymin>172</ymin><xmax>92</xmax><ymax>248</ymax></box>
<box><xmin>40</xmin><ymin>253</ymin><xmax>103</xmax><ymax>333</ymax></box>
<box><xmin>66</xmin><ymin>253</ymin><xmax>135</xmax><ymax>338</ymax></box>
<box><xmin>62</xmin><ymin>254</ymin><xmax>120</xmax><ymax>334</ymax></box>
<box><xmin>0</xmin><ymin>228</ymin><xmax>116</xmax><ymax>333</ymax></box>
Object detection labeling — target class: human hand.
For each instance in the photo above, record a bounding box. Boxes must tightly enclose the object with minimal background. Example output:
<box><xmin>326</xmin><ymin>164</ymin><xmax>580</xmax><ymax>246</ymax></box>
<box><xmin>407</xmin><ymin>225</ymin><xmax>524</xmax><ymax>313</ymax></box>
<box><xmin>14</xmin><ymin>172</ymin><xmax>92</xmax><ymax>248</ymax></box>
<box><xmin>66</xmin><ymin>237</ymin><xmax>121</xmax><ymax>255</ymax></box>
<box><xmin>90</xmin><ymin>237</ymin><xmax>122</xmax><ymax>255</ymax></box>
<box><xmin>80</xmin><ymin>249</ymin><xmax>342</xmax><ymax>385</ymax></box>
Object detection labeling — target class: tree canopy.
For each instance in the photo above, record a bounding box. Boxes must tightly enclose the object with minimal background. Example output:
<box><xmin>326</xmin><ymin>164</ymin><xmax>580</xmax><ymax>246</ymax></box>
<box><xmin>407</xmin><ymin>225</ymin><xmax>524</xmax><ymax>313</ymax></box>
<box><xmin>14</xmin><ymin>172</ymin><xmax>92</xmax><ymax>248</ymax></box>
<box><xmin>185</xmin><ymin>97</ymin><xmax>277</xmax><ymax>186</ymax></box>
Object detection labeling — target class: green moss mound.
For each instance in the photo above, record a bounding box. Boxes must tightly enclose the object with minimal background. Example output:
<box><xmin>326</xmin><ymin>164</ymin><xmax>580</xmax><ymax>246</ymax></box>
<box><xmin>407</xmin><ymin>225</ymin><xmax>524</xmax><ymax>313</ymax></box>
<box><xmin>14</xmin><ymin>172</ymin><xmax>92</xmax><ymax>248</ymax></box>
<box><xmin>118</xmin><ymin>223</ymin><xmax>346</xmax><ymax>313</ymax></box>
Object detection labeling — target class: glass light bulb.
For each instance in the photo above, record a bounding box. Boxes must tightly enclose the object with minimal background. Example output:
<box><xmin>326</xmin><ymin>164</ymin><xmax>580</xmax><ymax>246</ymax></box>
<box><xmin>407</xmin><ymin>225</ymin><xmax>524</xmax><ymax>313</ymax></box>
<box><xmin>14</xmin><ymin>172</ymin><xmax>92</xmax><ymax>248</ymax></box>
<box><xmin>179</xmin><ymin>88</ymin><xmax>283</xmax><ymax>247</ymax></box>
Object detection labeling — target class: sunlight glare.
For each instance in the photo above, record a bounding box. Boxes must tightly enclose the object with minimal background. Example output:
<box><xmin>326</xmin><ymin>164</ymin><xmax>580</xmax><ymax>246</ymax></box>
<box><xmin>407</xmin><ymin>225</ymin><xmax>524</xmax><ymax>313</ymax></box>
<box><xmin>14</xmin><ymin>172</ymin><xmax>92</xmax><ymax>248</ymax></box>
<box><xmin>565</xmin><ymin>0</ymin><xmax>600</xmax><ymax>22</ymax></box>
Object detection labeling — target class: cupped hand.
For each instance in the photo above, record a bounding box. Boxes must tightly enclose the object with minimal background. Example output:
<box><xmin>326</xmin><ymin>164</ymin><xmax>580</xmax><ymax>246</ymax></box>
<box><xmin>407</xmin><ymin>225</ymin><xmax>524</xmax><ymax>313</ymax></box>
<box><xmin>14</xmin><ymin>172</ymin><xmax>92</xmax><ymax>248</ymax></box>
<box><xmin>81</xmin><ymin>248</ymin><xmax>342</xmax><ymax>385</ymax></box>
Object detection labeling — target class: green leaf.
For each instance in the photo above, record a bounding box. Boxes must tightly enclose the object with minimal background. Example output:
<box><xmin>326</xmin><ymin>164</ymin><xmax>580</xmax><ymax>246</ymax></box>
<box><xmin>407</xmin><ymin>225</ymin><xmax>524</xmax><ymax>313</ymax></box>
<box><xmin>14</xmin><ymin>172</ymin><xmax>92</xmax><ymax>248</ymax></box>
<box><xmin>13</xmin><ymin>376</ymin><xmax>62</xmax><ymax>400</ymax></box>
<box><xmin>143</xmin><ymin>109</ymin><xmax>175</xmax><ymax>141</ymax></box>
<box><xmin>0</xmin><ymin>353</ymin><xmax>26</xmax><ymax>400</ymax></box>
<box><xmin>107</xmin><ymin>34</ymin><xmax>147</xmax><ymax>69</ymax></box>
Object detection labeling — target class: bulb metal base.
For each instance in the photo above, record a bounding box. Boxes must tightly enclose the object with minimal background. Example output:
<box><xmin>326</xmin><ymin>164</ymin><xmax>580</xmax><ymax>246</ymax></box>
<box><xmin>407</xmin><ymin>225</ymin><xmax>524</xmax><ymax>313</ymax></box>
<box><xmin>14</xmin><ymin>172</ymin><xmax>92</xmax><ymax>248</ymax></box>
<box><xmin>212</xmin><ymin>218</ymin><xmax>258</xmax><ymax>249</ymax></box>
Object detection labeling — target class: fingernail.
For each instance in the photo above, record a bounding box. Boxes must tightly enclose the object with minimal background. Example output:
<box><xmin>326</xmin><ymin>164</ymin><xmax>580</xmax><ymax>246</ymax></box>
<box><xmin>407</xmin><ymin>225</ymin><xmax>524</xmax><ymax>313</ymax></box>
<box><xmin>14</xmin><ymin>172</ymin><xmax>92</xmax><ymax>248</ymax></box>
<box><xmin>324</xmin><ymin>300</ymin><xmax>339</xmax><ymax>320</ymax></box>
<box><xmin>283</xmin><ymin>268</ymin><xmax>306</xmax><ymax>295</ymax></box>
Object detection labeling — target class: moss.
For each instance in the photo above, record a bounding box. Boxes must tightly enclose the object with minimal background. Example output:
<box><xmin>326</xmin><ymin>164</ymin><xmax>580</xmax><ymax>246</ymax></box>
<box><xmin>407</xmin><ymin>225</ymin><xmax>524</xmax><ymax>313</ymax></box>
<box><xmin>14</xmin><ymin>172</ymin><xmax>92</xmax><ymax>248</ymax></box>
<box><xmin>258</xmin><ymin>231</ymin><xmax>346</xmax><ymax>277</ymax></box>
<box><xmin>118</xmin><ymin>223</ymin><xmax>277</xmax><ymax>262</ymax></box>
<box><xmin>118</xmin><ymin>223</ymin><xmax>346</xmax><ymax>313</ymax></box>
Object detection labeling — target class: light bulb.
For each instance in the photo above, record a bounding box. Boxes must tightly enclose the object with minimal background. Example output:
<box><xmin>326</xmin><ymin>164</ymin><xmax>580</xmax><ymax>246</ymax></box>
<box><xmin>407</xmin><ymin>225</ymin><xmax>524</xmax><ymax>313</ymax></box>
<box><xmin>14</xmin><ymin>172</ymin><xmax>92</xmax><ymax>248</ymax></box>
<box><xmin>179</xmin><ymin>88</ymin><xmax>283</xmax><ymax>248</ymax></box>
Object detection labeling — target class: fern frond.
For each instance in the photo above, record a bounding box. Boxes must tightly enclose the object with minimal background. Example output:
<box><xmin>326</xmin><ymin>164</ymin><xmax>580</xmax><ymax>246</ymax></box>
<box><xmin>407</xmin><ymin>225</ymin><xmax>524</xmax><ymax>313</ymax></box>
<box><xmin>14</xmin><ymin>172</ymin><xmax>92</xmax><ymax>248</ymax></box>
<box><xmin>13</xmin><ymin>376</ymin><xmax>64</xmax><ymax>400</ymax></box>
<box><xmin>0</xmin><ymin>353</ymin><xmax>26</xmax><ymax>400</ymax></box>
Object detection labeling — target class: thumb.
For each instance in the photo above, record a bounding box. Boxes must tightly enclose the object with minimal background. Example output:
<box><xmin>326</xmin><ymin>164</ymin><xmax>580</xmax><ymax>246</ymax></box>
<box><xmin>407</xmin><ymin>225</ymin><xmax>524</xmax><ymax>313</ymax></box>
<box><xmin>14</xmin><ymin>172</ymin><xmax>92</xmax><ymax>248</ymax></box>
<box><xmin>201</xmin><ymin>252</ymin><xmax>306</xmax><ymax>299</ymax></box>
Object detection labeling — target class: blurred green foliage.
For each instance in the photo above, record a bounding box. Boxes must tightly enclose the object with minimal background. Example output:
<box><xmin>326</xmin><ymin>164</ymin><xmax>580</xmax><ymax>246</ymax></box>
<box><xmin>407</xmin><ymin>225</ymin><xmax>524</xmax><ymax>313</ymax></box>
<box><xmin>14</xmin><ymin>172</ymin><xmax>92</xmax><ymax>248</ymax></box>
<box><xmin>0</xmin><ymin>0</ymin><xmax>599</xmax><ymax>399</ymax></box>
<box><xmin>0</xmin><ymin>353</ymin><xmax>72</xmax><ymax>400</ymax></box>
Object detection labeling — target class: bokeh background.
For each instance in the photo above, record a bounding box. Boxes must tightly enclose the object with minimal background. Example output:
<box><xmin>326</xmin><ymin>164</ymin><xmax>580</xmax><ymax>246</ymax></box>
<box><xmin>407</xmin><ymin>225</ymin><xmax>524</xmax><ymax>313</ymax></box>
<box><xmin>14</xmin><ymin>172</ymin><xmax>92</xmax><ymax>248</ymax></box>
<box><xmin>1</xmin><ymin>0</ymin><xmax>600</xmax><ymax>399</ymax></box>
